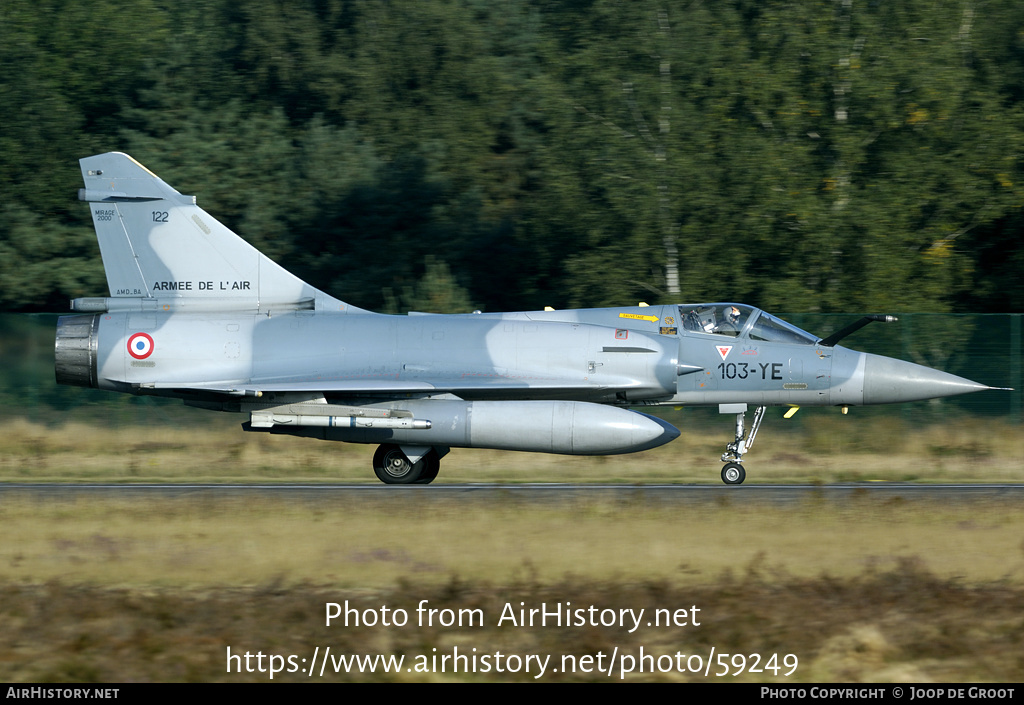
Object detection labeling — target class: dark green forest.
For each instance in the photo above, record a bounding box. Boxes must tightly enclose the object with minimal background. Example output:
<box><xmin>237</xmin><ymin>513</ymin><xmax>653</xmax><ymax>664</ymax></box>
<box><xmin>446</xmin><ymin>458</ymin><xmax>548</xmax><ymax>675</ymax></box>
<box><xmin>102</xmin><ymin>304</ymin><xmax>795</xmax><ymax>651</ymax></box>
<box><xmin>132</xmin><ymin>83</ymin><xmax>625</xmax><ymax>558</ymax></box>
<box><xmin>2</xmin><ymin>0</ymin><xmax>1023</xmax><ymax>315</ymax></box>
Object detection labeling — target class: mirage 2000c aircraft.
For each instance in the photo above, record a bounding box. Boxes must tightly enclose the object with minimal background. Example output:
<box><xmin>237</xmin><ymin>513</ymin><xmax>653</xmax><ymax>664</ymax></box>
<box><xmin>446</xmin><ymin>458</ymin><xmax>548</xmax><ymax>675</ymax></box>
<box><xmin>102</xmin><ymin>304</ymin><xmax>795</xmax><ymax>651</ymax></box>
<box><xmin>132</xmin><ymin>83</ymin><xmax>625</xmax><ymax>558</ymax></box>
<box><xmin>55</xmin><ymin>153</ymin><xmax>1004</xmax><ymax>484</ymax></box>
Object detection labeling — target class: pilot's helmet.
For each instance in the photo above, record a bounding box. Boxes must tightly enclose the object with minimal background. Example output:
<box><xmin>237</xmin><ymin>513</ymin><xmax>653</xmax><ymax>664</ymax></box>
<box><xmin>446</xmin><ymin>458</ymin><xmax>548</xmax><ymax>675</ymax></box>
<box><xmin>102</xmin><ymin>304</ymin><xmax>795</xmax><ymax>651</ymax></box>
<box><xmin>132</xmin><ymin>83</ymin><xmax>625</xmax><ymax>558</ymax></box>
<box><xmin>726</xmin><ymin>306</ymin><xmax>740</xmax><ymax>323</ymax></box>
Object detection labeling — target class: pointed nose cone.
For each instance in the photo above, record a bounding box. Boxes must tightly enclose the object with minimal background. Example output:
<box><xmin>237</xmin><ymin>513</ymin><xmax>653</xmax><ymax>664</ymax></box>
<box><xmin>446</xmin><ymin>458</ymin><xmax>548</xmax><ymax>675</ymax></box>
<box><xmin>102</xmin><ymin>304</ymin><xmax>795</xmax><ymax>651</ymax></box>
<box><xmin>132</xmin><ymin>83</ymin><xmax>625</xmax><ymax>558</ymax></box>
<box><xmin>862</xmin><ymin>353</ymin><xmax>993</xmax><ymax>405</ymax></box>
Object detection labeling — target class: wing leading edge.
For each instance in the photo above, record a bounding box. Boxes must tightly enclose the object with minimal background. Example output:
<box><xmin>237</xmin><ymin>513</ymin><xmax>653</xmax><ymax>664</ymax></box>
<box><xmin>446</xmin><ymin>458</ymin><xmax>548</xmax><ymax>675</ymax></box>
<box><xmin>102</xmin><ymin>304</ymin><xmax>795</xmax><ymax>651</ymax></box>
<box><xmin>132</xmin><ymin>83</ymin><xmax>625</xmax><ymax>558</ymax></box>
<box><xmin>145</xmin><ymin>374</ymin><xmax>629</xmax><ymax>402</ymax></box>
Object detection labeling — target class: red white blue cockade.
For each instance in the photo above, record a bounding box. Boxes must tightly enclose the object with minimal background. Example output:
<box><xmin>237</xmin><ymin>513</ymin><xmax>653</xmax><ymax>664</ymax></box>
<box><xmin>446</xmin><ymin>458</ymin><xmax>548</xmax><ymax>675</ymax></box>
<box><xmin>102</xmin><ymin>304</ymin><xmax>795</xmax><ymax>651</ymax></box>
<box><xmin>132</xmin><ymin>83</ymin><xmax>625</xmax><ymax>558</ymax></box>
<box><xmin>127</xmin><ymin>332</ymin><xmax>154</xmax><ymax>359</ymax></box>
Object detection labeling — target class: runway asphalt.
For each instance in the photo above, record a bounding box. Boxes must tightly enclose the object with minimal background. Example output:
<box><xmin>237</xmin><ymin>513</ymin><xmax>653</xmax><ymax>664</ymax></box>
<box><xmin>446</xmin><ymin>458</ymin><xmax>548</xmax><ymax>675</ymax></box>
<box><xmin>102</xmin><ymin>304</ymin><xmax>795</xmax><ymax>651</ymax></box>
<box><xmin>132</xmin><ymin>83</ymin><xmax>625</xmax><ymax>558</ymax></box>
<box><xmin>1</xmin><ymin>482</ymin><xmax>1020</xmax><ymax>504</ymax></box>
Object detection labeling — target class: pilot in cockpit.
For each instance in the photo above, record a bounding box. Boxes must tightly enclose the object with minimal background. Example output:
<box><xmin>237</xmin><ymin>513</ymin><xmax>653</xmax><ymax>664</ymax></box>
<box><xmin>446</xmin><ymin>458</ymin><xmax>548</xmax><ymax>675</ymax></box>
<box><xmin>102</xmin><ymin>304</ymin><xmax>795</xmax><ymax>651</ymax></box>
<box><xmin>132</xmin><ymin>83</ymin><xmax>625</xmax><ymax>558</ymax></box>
<box><xmin>712</xmin><ymin>306</ymin><xmax>742</xmax><ymax>336</ymax></box>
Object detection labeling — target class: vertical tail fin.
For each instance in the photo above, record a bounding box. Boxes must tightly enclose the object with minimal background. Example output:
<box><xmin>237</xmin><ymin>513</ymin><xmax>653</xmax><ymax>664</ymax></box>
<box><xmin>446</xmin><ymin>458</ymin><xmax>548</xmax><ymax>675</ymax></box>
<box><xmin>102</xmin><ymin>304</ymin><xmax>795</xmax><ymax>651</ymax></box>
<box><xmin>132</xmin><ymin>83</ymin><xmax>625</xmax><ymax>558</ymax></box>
<box><xmin>78</xmin><ymin>152</ymin><xmax>351</xmax><ymax>312</ymax></box>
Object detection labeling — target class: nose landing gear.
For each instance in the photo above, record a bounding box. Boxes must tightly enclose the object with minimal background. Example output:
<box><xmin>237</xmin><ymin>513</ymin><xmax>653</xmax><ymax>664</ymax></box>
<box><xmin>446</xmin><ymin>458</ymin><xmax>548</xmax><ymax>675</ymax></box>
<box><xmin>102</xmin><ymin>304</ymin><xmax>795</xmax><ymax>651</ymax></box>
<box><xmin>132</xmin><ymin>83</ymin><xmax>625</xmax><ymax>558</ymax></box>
<box><xmin>719</xmin><ymin>404</ymin><xmax>766</xmax><ymax>485</ymax></box>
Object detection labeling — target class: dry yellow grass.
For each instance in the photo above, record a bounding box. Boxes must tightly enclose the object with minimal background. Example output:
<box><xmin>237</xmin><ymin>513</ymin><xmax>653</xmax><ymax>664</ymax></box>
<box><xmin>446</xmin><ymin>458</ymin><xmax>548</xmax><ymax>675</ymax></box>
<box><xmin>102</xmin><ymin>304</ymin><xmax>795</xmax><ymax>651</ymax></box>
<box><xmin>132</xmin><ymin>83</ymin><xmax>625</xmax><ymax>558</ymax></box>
<box><xmin>2</xmin><ymin>568</ymin><xmax>1023</xmax><ymax>682</ymax></box>
<box><xmin>2</xmin><ymin>493</ymin><xmax>1023</xmax><ymax>682</ymax></box>
<box><xmin>1</xmin><ymin>493</ymin><xmax>1022</xmax><ymax>589</ymax></box>
<box><xmin>2</xmin><ymin>566</ymin><xmax>1023</xmax><ymax>682</ymax></box>
<box><xmin>0</xmin><ymin>414</ymin><xmax>1021</xmax><ymax>484</ymax></box>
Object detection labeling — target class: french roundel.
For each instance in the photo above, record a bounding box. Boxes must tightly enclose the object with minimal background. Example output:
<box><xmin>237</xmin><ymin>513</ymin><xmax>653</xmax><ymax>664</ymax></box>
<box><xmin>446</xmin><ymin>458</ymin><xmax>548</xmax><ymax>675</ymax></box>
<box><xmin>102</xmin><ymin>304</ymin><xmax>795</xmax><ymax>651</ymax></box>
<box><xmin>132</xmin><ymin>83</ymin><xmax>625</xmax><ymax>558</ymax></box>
<box><xmin>127</xmin><ymin>332</ymin><xmax>155</xmax><ymax>359</ymax></box>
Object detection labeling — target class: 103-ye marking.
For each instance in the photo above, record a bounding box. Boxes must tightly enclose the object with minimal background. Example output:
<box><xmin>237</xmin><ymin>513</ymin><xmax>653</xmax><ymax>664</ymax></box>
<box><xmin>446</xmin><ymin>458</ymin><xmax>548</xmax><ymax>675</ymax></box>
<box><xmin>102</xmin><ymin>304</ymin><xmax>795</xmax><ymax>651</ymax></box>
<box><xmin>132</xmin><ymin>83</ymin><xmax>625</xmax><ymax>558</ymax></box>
<box><xmin>718</xmin><ymin>362</ymin><xmax>783</xmax><ymax>380</ymax></box>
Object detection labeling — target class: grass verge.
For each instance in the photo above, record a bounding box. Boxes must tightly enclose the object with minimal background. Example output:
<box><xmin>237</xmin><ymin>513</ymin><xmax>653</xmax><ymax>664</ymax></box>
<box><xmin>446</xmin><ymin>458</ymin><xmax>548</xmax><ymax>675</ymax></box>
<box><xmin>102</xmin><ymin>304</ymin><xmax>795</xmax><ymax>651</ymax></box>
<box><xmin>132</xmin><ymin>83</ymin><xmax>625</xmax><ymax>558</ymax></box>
<box><xmin>2</xmin><ymin>564</ymin><xmax>1022</xmax><ymax>682</ymax></box>
<box><xmin>0</xmin><ymin>414</ymin><xmax>1021</xmax><ymax>484</ymax></box>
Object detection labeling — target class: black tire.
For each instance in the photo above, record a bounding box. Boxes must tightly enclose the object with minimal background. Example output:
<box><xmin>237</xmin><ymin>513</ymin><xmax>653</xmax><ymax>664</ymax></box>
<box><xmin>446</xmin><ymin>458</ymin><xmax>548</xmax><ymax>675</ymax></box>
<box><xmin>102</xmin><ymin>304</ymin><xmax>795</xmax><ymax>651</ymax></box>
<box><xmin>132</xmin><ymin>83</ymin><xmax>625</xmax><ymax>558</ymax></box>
<box><xmin>721</xmin><ymin>462</ymin><xmax>746</xmax><ymax>485</ymax></box>
<box><xmin>414</xmin><ymin>451</ymin><xmax>441</xmax><ymax>484</ymax></box>
<box><xmin>373</xmin><ymin>444</ymin><xmax>425</xmax><ymax>484</ymax></box>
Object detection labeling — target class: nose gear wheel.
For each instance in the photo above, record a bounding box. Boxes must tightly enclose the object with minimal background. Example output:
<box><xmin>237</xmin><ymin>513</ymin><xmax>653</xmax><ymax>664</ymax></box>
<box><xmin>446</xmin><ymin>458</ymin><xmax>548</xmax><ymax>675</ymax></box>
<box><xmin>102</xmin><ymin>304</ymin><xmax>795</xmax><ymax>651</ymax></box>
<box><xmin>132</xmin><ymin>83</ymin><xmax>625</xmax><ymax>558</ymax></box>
<box><xmin>721</xmin><ymin>462</ymin><xmax>746</xmax><ymax>484</ymax></box>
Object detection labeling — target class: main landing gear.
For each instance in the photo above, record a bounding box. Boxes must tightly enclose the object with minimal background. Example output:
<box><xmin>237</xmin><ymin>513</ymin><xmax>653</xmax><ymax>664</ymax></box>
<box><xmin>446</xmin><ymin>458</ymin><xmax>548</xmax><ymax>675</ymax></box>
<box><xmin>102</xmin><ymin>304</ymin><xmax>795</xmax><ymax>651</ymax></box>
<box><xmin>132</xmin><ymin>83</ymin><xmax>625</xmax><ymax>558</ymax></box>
<box><xmin>719</xmin><ymin>405</ymin><xmax>766</xmax><ymax>485</ymax></box>
<box><xmin>372</xmin><ymin>444</ymin><xmax>443</xmax><ymax>484</ymax></box>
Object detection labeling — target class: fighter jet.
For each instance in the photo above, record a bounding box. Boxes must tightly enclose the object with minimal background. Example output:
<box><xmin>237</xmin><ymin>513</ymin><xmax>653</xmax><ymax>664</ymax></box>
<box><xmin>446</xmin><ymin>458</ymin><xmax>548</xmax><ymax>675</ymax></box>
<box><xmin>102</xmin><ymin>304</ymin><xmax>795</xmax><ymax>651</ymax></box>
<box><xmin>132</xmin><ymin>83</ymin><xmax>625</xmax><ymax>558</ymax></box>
<box><xmin>55</xmin><ymin>152</ymin><xmax>1003</xmax><ymax>484</ymax></box>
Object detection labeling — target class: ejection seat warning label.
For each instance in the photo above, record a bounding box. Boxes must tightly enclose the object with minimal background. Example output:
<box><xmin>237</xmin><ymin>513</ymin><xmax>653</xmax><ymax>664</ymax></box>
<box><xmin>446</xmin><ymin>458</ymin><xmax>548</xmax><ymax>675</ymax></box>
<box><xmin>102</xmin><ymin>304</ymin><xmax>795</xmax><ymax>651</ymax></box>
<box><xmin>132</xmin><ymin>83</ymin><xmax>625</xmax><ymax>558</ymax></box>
<box><xmin>224</xmin><ymin>599</ymin><xmax>801</xmax><ymax>680</ymax></box>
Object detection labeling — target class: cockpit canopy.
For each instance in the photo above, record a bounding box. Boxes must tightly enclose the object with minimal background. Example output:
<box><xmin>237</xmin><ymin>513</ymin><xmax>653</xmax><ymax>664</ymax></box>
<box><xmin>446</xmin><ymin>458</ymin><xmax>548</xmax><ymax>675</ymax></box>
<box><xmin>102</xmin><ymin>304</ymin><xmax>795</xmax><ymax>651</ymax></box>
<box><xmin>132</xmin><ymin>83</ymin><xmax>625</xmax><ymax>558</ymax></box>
<box><xmin>677</xmin><ymin>304</ymin><xmax>818</xmax><ymax>345</ymax></box>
